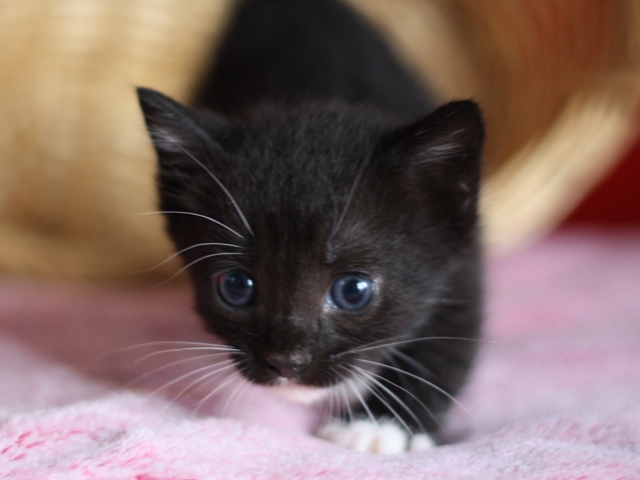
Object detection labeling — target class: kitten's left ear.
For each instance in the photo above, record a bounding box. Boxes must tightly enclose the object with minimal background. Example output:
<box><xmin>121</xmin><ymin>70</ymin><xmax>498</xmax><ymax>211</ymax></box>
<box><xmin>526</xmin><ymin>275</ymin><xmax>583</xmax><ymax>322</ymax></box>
<box><xmin>381</xmin><ymin>100</ymin><xmax>485</xmax><ymax>225</ymax></box>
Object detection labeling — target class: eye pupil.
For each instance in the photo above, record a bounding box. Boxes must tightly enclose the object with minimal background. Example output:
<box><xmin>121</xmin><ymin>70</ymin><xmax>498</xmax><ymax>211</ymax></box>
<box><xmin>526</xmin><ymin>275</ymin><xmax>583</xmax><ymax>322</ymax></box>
<box><xmin>342</xmin><ymin>278</ymin><xmax>367</xmax><ymax>302</ymax></box>
<box><xmin>217</xmin><ymin>270</ymin><xmax>255</xmax><ymax>307</ymax></box>
<box><xmin>330</xmin><ymin>274</ymin><xmax>374</xmax><ymax>311</ymax></box>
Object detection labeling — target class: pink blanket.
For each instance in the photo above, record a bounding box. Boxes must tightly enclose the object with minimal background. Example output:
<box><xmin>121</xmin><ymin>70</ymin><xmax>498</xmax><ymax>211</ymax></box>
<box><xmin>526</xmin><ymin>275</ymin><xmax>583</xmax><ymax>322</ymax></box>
<box><xmin>1</xmin><ymin>229</ymin><xmax>639</xmax><ymax>479</ymax></box>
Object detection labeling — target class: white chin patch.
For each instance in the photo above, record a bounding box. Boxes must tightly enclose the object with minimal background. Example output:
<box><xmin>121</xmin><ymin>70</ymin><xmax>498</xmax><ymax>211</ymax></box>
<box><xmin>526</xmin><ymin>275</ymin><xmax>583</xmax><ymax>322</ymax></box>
<box><xmin>317</xmin><ymin>419</ymin><xmax>435</xmax><ymax>454</ymax></box>
<box><xmin>267</xmin><ymin>380</ymin><xmax>331</xmax><ymax>405</ymax></box>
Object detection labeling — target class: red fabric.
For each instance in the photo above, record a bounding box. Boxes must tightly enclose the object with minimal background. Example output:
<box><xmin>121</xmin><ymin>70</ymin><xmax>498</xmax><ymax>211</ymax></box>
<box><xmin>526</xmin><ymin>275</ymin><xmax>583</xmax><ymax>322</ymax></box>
<box><xmin>565</xmin><ymin>130</ymin><xmax>640</xmax><ymax>224</ymax></box>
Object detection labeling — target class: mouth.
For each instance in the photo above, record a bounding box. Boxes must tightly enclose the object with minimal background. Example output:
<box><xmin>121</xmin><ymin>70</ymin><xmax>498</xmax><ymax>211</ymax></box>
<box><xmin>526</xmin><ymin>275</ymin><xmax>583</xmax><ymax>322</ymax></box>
<box><xmin>232</xmin><ymin>345</ymin><xmax>383</xmax><ymax>396</ymax></box>
<box><xmin>265</xmin><ymin>379</ymin><xmax>334</xmax><ymax>405</ymax></box>
<box><xmin>261</xmin><ymin>360</ymin><xmax>380</xmax><ymax>406</ymax></box>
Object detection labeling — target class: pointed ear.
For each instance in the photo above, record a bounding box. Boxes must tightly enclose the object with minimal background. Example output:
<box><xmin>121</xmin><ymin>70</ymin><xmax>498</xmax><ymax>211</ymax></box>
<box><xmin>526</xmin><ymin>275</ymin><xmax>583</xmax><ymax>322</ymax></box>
<box><xmin>381</xmin><ymin>100</ymin><xmax>485</xmax><ymax>226</ymax></box>
<box><xmin>136</xmin><ymin>87</ymin><xmax>234</xmax><ymax>212</ymax></box>
<box><xmin>137</xmin><ymin>86</ymin><xmax>223</xmax><ymax>157</ymax></box>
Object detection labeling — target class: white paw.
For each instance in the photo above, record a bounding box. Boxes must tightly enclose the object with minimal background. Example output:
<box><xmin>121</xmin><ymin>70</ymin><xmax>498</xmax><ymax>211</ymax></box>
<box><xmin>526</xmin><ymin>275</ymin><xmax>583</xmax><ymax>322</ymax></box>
<box><xmin>317</xmin><ymin>419</ymin><xmax>435</xmax><ymax>454</ymax></box>
<box><xmin>409</xmin><ymin>433</ymin><xmax>436</xmax><ymax>451</ymax></box>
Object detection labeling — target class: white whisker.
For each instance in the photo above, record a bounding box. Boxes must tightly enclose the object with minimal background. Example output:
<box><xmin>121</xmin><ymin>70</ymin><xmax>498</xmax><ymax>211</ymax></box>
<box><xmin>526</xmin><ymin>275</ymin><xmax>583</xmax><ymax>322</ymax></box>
<box><xmin>130</xmin><ymin>211</ymin><xmax>245</xmax><ymax>239</ymax></box>
<box><xmin>165</xmin><ymin>360</ymin><xmax>238</xmax><ymax>411</ymax></box>
<box><xmin>352</xmin><ymin>365</ymin><xmax>427</xmax><ymax>434</ymax></box>
<box><xmin>335</xmin><ymin>335</ymin><xmax>490</xmax><ymax>358</ymax></box>
<box><xmin>194</xmin><ymin>367</ymin><xmax>244</xmax><ymax>417</ymax></box>
<box><xmin>124</xmin><ymin>340</ymin><xmax>236</xmax><ymax>349</ymax></box>
<box><xmin>328</xmin><ymin>155</ymin><xmax>368</xmax><ymax>243</ymax></box>
<box><xmin>174</xmin><ymin>143</ymin><xmax>254</xmax><ymax>237</ymax></box>
<box><xmin>220</xmin><ymin>379</ymin><xmax>250</xmax><ymax>416</ymax></box>
<box><xmin>344</xmin><ymin>372</ymin><xmax>379</xmax><ymax>432</ymax></box>
<box><xmin>136</xmin><ymin>346</ymin><xmax>240</xmax><ymax>364</ymax></box>
<box><xmin>146</xmin><ymin>359</ymin><xmax>235</xmax><ymax>401</ymax></box>
<box><xmin>333</xmin><ymin>335</ymin><xmax>410</xmax><ymax>359</ymax></box>
<box><xmin>97</xmin><ymin>341</ymin><xmax>238</xmax><ymax>363</ymax></box>
<box><xmin>328</xmin><ymin>200</ymin><xmax>339</xmax><ymax>247</ymax></box>
<box><xmin>150</xmin><ymin>251</ymin><xmax>244</xmax><ymax>288</ymax></box>
<box><xmin>349</xmin><ymin>366</ymin><xmax>413</xmax><ymax>437</ymax></box>
<box><xmin>376</xmin><ymin>365</ymin><xmax>440</xmax><ymax>425</ymax></box>
<box><xmin>327</xmin><ymin>368</ymin><xmax>345</xmax><ymax>422</ymax></box>
<box><xmin>325</xmin><ymin>386</ymin><xmax>335</xmax><ymax>420</ymax></box>
<box><xmin>340</xmin><ymin>383</ymin><xmax>355</xmax><ymax>424</ymax></box>
<box><xmin>127</xmin><ymin>352</ymin><xmax>232</xmax><ymax>388</ymax></box>
<box><xmin>388</xmin><ymin>347</ymin><xmax>434</xmax><ymax>381</ymax></box>
<box><xmin>133</xmin><ymin>242</ymin><xmax>243</xmax><ymax>273</ymax></box>
<box><xmin>356</xmin><ymin>358</ymin><xmax>470</xmax><ymax>415</ymax></box>
<box><xmin>380</xmin><ymin>357</ymin><xmax>440</xmax><ymax>427</ymax></box>
<box><xmin>333</xmin><ymin>387</ymin><xmax>343</xmax><ymax>421</ymax></box>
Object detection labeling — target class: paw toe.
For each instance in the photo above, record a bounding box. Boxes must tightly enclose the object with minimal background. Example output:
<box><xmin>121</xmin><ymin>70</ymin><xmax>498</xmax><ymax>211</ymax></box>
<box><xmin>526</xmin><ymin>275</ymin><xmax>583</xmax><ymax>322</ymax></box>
<box><xmin>409</xmin><ymin>433</ymin><xmax>435</xmax><ymax>451</ymax></box>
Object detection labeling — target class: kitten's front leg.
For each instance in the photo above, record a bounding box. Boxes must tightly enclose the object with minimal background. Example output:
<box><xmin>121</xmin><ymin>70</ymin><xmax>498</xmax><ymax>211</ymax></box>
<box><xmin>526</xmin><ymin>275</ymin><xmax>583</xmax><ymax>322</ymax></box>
<box><xmin>316</xmin><ymin>347</ymin><xmax>439</xmax><ymax>454</ymax></box>
<box><xmin>318</xmin><ymin>298</ymin><xmax>481</xmax><ymax>454</ymax></box>
<box><xmin>315</xmin><ymin>339</ymin><xmax>442</xmax><ymax>454</ymax></box>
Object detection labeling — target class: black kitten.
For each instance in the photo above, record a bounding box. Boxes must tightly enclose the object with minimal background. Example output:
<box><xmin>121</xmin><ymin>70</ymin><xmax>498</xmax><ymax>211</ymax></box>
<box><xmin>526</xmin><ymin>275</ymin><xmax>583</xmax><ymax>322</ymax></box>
<box><xmin>138</xmin><ymin>0</ymin><xmax>484</xmax><ymax>453</ymax></box>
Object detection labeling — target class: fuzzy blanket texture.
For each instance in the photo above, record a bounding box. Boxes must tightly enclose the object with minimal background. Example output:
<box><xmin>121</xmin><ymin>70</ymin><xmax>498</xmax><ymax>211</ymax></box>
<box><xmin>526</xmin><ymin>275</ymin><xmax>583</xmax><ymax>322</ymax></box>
<box><xmin>0</xmin><ymin>229</ymin><xmax>639</xmax><ymax>479</ymax></box>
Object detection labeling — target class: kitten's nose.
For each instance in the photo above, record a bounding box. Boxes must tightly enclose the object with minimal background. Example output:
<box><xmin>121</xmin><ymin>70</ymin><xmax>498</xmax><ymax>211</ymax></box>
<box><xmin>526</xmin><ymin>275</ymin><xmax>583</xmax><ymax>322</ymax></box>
<box><xmin>264</xmin><ymin>352</ymin><xmax>311</xmax><ymax>379</ymax></box>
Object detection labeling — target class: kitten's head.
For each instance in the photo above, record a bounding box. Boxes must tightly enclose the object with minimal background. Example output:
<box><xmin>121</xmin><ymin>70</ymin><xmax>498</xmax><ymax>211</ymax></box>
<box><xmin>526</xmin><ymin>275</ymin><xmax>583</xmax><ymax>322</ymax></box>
<box><xmin>138</xmin><ymin>87</ymin><xmax>484</xmax><ymax>395</ymax></box>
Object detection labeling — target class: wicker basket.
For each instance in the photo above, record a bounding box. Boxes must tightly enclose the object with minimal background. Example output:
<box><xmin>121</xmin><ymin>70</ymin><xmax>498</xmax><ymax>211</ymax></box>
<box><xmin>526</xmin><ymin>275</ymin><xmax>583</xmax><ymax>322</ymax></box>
<box><xmin>1</xmin><ymin>0</ymin><xmax>639</xmax><ymax>279</ymax></box>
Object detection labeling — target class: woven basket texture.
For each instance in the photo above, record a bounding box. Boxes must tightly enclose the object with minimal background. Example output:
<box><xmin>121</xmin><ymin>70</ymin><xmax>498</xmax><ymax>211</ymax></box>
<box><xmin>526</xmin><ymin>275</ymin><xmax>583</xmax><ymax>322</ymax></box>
<box><xmin>1</xmin><ymin>0</ymin><xmax>638</xmax><ymax>279</ymax></box>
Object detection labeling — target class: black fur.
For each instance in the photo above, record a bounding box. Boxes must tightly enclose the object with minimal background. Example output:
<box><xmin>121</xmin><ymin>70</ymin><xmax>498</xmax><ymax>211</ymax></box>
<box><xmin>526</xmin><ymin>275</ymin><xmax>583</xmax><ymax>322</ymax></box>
<box><xmin>138</xmin><ymin>0</ymin><xmax>484</xmax><ymax>438</ymax></box>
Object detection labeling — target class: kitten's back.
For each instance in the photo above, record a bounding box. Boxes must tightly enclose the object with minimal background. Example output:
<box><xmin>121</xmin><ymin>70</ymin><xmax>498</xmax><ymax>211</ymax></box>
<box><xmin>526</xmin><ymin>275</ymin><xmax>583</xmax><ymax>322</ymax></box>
<box><xmin>196</xmin><ymin>0</ymin><xmax>433</xmax><ymax>119</ymax></box>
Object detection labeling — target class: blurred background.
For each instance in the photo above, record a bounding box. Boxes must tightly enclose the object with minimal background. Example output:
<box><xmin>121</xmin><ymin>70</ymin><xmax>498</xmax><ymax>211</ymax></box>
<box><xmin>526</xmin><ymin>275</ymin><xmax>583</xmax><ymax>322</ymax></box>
<box><xmin>0</xmin><ymin>0</ymin><xmax>639</xmax><ymax>282</ymax></box>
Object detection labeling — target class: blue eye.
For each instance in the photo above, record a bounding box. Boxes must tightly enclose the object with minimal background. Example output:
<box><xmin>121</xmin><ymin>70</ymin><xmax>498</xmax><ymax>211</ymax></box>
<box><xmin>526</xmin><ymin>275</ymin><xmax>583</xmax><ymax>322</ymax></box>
<box><xmin>329</xmin><ymin>274</ymin><xmax>374</xmax><ymax>311</ymax></box>
<box><xmin>217</xmin><ymin>270</ymin><xmax>256</xmax><ymax>307</ymax></box>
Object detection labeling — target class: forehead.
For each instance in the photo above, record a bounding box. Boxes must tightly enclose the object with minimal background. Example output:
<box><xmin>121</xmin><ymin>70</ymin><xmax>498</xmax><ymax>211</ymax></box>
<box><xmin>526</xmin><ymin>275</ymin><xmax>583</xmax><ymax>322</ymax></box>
<box><xmin>235</xmin><ymin>107</ymin><xmax>380</xmax><ymax>180</ymax></box>
<box><xmin>221</xmin><ymin>108</ymin><xmax>392</xmax><ymax>265</ymax></box>
<box><xmin>247</xmin><ymin>208</ymin><xmax>382</xmax><ymax>282</ymax></box>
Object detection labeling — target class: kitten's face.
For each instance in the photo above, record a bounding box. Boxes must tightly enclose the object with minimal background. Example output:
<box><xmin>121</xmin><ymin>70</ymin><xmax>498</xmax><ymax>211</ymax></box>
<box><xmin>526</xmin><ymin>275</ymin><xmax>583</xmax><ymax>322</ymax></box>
<box><xmin>138</xmin><ymin>88</ymin><xmax>483</xmax><ymax>394</ymax></box>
